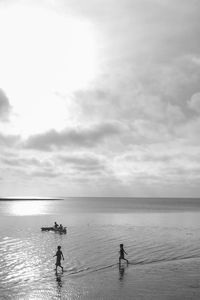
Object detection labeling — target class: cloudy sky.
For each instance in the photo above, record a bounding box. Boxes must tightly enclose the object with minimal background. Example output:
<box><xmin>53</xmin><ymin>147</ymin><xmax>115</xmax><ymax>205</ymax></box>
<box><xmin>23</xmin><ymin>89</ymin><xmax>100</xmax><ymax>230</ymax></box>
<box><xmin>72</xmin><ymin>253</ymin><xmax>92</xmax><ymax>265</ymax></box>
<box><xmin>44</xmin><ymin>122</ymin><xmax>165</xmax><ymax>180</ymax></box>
<box><xmin>1</xmin><ymin>0</ymin><xmax>200</xmax><ymax>197</ymax></box>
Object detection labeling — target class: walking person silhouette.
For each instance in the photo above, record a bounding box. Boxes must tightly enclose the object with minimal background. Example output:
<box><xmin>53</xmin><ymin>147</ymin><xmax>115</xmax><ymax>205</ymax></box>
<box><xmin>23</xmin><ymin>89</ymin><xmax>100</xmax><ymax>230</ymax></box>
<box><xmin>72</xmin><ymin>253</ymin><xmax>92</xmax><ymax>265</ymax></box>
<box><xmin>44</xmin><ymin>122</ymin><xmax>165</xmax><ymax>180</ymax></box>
<box><xmin>54</xmin><ymin>246</ymin><xmax>64</xmax><ymax>272</ymax></box>
<box><xmin>119</xmin><ymin>243</ymin><xmax>128</xmax><ymax>265</ymax></box>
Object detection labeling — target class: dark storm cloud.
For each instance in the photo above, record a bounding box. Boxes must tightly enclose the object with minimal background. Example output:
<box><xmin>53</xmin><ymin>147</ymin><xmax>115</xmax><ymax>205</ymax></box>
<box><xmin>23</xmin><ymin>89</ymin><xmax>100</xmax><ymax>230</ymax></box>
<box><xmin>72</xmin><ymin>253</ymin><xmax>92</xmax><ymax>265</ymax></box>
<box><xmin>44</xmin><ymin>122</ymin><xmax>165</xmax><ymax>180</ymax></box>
<box><xmin>0</xmin><ymin>88</ymin><xmax>11</xmax><ymax>121</ymax></box>
<box><xmin>24</xmin><ymin>122</ymin><xmax>122</xmax><ymax>151</ymax></box>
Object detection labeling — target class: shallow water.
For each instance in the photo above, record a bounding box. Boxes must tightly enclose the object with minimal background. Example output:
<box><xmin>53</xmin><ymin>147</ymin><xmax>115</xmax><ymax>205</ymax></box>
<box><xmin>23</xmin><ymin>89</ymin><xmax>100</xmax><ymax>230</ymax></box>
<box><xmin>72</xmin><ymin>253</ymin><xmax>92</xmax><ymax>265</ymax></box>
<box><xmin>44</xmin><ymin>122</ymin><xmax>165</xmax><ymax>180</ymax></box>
<box><xmin>1</xmin><ymin>197</ymin><xmax>200</xmax><ymax>299</ymax></box>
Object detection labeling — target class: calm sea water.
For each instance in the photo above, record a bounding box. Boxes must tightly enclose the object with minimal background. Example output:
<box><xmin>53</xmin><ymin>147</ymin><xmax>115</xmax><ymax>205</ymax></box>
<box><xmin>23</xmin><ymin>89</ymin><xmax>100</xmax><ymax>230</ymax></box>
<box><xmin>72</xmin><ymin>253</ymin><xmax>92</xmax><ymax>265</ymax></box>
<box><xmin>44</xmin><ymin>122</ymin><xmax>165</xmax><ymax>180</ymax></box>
<box><xmin>1</xmin><ymin>197</ymin><xmax>200</xmax><ymax>299</ymax></box>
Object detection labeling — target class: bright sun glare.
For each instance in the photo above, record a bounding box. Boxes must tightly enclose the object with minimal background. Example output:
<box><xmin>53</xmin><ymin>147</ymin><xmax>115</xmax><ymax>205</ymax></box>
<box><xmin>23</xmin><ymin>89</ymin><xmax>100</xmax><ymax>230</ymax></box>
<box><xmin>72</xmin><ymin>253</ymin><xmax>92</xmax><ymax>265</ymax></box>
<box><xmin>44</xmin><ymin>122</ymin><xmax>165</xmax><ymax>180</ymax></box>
<box><xmin>0</xmin><ymin>4</ymin><xmax>98</xmax><ymax>136</ymax></box>
<box><xmin>9</xmin><ymin>200</ymin><xmax>47</xmax><ymax>216</ymax></box>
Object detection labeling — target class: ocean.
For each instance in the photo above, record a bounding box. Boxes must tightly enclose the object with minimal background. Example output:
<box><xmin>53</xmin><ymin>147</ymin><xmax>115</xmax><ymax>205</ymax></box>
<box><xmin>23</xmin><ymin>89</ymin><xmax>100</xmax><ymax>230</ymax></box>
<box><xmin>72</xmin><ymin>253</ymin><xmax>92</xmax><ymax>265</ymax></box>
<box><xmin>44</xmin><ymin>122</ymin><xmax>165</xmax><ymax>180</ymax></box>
<box><xmin>1</xmin><ymin>197</ymin><xmax>200</xmax><ymax>299</ymax></box>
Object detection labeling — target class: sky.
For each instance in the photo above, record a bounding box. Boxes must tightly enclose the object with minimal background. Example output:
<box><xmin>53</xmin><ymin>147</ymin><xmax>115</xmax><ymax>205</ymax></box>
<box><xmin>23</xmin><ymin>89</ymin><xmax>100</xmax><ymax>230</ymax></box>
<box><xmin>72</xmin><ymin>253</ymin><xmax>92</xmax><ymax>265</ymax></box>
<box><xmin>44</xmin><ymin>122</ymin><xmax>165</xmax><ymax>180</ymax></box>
<box><xmin>1</xmin><ymin>0</ymin><xmax>200</xmax><ymax>197</ymax></box>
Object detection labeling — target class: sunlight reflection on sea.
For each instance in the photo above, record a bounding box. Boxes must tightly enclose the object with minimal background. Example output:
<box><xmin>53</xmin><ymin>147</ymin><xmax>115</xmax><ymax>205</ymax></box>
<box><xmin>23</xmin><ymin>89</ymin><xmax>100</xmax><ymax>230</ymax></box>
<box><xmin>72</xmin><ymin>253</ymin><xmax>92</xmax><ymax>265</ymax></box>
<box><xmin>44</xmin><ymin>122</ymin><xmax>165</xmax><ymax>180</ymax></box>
<box><xmin>1</xmin><ymin>198</ymin><xmax>200</xmax><ymax>299</ymax></box>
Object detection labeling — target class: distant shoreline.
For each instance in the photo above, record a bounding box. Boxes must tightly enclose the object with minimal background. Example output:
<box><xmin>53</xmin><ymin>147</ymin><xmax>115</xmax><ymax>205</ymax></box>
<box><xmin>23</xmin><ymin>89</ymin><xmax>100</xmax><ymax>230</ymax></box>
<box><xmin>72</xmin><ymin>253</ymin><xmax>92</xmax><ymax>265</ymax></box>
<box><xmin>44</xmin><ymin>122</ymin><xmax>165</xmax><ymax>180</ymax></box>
<box><xmin>0</xmin><ymin>198</ymin><xmax>63</xmax><ymax>201</ymax></box>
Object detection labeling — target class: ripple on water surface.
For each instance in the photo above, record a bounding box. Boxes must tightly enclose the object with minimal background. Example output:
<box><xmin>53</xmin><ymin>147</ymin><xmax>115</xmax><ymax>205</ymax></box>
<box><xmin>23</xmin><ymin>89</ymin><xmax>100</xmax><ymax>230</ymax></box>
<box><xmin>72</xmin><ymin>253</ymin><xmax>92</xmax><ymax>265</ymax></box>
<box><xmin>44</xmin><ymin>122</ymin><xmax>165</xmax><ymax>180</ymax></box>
<box><xmin>1</xmin><ymin>203</ymin><xmax>200</xmax><ymax>299</ymax></box>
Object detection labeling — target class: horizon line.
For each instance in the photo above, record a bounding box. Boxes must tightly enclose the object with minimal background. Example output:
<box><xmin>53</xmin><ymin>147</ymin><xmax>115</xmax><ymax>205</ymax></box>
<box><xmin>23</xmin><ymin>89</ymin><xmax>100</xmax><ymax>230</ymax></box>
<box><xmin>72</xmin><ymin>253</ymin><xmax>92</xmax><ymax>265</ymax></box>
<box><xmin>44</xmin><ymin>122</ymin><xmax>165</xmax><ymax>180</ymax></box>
<box><xmin>1</xmin><ymin>196</ymin><xmax>200</xmax><ymax>201</ymax></box>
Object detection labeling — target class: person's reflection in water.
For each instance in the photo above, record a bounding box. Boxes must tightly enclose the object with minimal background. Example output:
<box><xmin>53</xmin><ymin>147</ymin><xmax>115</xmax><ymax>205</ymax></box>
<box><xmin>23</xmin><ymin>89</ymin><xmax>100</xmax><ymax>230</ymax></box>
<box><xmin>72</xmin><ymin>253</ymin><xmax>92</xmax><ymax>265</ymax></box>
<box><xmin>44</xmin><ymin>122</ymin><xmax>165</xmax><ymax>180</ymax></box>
<box><xmin>55</xmin><ymin>272</ymin><xmax>63</xmax><ymax>299</ymax></box>
<box><xmin>119</xmin><ymin>264</ymin><xmax>125</xmax><ymax>281</ymax></box>
<box><xmin>56</xmin><ymin>272</ymin><xmax>62</xmax><ymax>288</ymax></box>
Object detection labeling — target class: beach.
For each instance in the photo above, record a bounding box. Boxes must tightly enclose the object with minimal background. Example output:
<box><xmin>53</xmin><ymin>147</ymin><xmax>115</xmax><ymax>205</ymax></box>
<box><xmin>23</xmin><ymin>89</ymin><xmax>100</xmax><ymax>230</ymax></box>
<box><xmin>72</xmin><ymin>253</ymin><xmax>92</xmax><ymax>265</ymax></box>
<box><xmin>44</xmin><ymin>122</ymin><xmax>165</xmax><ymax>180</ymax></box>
<box><xmin>1</xmin><ymin>197</ymin><xmax>200</xmax><ymax>299</ymax></box>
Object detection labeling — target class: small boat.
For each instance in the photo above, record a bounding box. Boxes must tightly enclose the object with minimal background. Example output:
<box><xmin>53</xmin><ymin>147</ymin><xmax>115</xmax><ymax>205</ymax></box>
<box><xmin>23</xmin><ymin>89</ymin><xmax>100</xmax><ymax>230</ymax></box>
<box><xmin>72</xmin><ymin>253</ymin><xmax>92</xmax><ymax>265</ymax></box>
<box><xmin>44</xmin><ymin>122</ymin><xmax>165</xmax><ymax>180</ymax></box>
<box><xmin>41</xmin><ymin>226</ymin><xmax>67</xmax><ymax>234</ymax></box>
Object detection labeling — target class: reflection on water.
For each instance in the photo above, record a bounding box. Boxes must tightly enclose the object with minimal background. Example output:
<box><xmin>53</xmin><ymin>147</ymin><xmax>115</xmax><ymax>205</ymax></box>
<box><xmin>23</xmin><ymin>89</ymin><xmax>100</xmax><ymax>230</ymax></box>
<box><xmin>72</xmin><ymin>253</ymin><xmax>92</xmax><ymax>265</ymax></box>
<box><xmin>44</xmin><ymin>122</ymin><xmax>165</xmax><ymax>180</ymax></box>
<box><xmin>1</xmin><ymin>198</ymin><xmax>200</xmax><ymax>299</ymax></box>
<box><xmin>56</xmin><ymin>272</ymin><xmax>63</xmax><ymax>287</ymax></box>
<box><xmin>55</xmin><ymin>272</ymin><xmax>63</xmax><ymax>299</ymax></box>
<box><xmin>119</xmin><ymin>264</ymin><xmax>125</xmax><ymax>281</ymax></box>
<box><xmin>7</xmin><ymin>200</ymin><xmax>49</xmax><ymax>216</ymax></box>
<box><xmin>1</xmin><ymin>198</ymin><xmax>200</xmax><ymax>228</ymax></box>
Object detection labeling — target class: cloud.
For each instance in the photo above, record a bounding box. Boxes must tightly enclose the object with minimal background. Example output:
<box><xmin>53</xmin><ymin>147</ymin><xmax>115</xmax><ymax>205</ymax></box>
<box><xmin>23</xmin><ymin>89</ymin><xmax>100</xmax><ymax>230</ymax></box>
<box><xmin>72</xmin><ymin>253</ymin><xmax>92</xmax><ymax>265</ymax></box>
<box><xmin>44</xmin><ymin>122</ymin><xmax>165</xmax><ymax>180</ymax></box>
<box><xmin>24</xmin><ymin>122</ymin><xmax>123</xmax><ymax>151</ymax></box>
<box><xmin>73</xmin><ymin>85</ymin><xmax>187</xmax><ymax>149</ymax></box>
<box><xmin>0</xmin><ymin>133</ymin><xmax>20</xmax><ymax>147</ymax></box>
<box><xmin>0</xmin><ymin>88</ymin><xmax>12</xmax><ymax>121</ymax></box>
<box><xmin>188</xmin><ymin>93</ymin><xmax>200</xmax><ymax>113</ymax></box>
<box><xmin>110</xmin><ymin>141</ymin><xmax>200</xmax><ymax>189</ymax></box>
<box><xmin>30</xmin><ymin>169</ymin><xmax>60</xmax><ymax>178</ymax></box>
<box><xmin>2</xmin><ymin>0</ymin><xmax>200</xmax><ymax>197</ymax></box>
<box><xmin>74</xmin><ymin>84</ymin><xmax>186</xmax><ymax>123</ymax></box>
<box><xmin>67</xmin><ymin>0</ymin><xmax>200</xmax><ymax>77</ymax></box>
<box><xmin>66</xmin><ymin>0</ymin><xmax>200</xmax><ymax>122</ymax></box>
<box><xmin>57</xmin><ymin>153</ymin><xmax>106</xmax><ymax>173</ymax></box>
<box><xmin>175</xmin><ymin>117</ymin><xmax>200</xmax><ymax>144</ymax></box>
<box><xmin>1</xmin><ymin>156</ymin><xmax>51</xmax><ymax>168</ymax></box>
<box><xmin>0</xmin><ymin>154</ymin><xmax>59</xmax><ymax>179</ymax></box>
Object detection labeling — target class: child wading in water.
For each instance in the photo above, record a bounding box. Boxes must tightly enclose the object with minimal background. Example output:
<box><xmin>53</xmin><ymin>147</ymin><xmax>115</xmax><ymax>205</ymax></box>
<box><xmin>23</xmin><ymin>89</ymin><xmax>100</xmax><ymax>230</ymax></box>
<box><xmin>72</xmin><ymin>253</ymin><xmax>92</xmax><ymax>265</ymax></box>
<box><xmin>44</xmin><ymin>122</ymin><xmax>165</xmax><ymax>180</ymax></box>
<box><xmin>119</xmin><ymin>243</ymin><xmax>128</xmax><ymax>265</ymax></box>
<box><xmin>54</xmin><ymin>246</ymin><xmax>64</xmax><ymax>272</ymax></box>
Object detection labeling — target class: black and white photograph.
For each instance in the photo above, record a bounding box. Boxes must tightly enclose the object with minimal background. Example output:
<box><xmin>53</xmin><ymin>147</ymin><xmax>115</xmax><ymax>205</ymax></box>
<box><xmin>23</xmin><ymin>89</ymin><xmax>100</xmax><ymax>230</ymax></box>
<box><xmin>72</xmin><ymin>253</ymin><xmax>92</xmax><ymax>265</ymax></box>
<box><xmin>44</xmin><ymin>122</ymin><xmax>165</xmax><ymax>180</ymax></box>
<box><xmin>1</xmin><ymin>0</ymin><xmax>200</xmax><ymax>299</ymax></box>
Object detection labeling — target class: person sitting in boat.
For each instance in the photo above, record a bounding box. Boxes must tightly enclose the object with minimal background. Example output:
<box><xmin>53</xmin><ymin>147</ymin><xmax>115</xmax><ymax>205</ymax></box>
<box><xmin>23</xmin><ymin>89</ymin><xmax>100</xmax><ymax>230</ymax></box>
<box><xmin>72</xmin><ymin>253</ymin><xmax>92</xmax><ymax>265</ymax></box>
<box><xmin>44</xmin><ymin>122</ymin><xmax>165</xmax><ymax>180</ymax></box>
<box><xmin>59</xmin><ymin>224</ymin><xmax>63</xmax><ymax>230</ymax></box>
<box><xmin>54</xmin><ymin>222</ymin><xmax>58</xmax><ymax>229</ymax></box>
